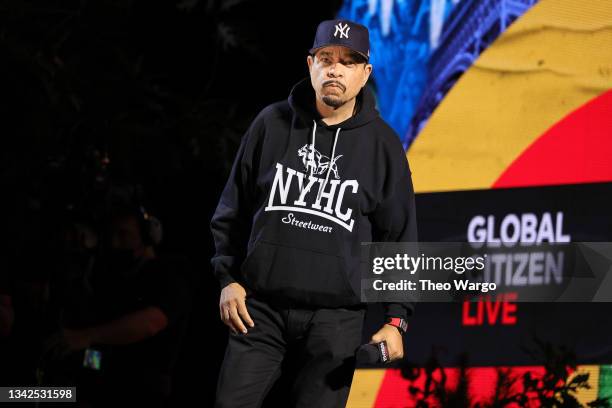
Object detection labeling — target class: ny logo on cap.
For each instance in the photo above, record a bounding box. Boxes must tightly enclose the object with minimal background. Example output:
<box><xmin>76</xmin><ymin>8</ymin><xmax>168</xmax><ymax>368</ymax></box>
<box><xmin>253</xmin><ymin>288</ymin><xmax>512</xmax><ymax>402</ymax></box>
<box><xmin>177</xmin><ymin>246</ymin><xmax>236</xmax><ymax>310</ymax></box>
<box><xmin>334</xmin><ymin>22</ymin><xmax>350</xmax><ymax>39</ymax></box>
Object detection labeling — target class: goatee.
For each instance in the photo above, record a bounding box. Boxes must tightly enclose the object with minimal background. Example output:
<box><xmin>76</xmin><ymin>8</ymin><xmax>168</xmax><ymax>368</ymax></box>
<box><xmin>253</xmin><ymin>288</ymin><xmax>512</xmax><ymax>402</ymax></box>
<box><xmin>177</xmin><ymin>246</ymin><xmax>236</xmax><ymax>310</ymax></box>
<box><xmin>322</xmin><ymin>95</ymin><xmax>345</xmax><ymax>108</ymax></box>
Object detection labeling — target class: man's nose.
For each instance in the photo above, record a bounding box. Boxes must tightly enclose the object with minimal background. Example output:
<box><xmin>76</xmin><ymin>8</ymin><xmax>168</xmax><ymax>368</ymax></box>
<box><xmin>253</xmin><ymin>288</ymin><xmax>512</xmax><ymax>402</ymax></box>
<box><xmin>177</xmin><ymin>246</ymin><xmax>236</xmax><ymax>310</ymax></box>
<box><xmin>327</xmin><ymin>64</ymin><xmax>342</xmax><ymax>77</ymax></box>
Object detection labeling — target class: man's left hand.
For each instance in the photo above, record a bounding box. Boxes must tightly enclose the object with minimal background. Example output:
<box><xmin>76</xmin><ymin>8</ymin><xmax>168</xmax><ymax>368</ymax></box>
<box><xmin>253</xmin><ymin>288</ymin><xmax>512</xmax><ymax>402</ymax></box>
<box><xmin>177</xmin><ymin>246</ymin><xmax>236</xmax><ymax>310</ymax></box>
<box><xmin>370</xmin><ymin>324</ymin><xmax>404</xmax><ymax>362</ymax></box>
<box><xmin>43</xmin><ymin>328</ymin><xmax>92</xmax><ymax>361</ymax></box>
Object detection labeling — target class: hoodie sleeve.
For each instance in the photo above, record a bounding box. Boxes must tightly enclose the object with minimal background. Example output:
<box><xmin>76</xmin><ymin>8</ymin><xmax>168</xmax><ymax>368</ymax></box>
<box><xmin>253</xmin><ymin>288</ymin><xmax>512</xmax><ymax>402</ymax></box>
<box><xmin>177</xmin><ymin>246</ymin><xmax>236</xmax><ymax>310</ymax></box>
<box><xmin>370</xmin><ymin>134</ymin><xmax>418</xmax><ymax>323</ymax></box>
<box><xmin>209</xmin><ymin>113</ymin><xmax>264</xmax><ymax>289</ymax></box>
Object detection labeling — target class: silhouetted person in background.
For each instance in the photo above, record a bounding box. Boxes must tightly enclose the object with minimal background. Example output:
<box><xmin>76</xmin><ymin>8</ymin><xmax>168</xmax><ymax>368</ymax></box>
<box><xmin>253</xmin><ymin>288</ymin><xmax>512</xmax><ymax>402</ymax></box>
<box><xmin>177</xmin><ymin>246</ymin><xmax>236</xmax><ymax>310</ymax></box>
<box><xmin>43</xmin><ymin>205</ymin><xmax>193</xmax><ymax>407</ymax></box>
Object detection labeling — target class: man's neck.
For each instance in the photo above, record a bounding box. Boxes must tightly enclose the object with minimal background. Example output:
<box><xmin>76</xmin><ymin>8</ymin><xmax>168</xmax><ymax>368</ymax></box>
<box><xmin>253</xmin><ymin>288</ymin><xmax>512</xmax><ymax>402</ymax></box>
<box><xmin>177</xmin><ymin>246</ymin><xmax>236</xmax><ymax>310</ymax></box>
<box><xmin>316</xmin><ymin>96</ymin><xmax>357</xmax><ymax>126</ymax></box>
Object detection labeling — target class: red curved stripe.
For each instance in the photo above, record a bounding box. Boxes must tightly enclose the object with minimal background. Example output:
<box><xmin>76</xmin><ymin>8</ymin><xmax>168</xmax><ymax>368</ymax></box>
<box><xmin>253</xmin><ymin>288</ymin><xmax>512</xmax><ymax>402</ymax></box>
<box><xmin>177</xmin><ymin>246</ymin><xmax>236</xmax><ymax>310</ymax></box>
<box><xmin>493</xmin><ymin>90</ymin><xmax>612</xmax><ymax>188</ymax></box>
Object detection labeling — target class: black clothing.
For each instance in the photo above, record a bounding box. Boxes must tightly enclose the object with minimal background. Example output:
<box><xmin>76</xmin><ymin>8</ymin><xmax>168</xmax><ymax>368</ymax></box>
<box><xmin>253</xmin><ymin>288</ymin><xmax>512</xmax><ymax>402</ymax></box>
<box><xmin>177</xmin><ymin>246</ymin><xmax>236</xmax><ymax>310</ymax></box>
<box><xmin>210</xmin><ymin>77</ymin><xmax>418</xmax><ymax>321</ymax></box>
<box><xmin>214</xmin><ymin>294</ymin><xmax>366</xmax><ymax>408</ymax></box>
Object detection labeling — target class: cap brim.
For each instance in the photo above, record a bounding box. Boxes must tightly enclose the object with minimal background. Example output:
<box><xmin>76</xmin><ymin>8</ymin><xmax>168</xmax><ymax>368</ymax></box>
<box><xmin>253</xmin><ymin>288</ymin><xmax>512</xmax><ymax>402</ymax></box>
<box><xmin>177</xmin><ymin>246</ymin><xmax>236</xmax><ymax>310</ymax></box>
<box><xmin>309</xmin><ymin>45</ymin><xmax>369</xmax><ymax>62</ymax></box>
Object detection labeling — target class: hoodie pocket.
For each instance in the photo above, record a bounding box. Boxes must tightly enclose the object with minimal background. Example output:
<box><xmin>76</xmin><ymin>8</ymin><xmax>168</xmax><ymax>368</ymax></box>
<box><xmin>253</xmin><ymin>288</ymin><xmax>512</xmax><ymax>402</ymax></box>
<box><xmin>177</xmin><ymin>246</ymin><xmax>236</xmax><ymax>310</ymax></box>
<box><xmin>240</xmin><ymin>239</ymin><xmax>359</xmax><ymax>308</ymax></box>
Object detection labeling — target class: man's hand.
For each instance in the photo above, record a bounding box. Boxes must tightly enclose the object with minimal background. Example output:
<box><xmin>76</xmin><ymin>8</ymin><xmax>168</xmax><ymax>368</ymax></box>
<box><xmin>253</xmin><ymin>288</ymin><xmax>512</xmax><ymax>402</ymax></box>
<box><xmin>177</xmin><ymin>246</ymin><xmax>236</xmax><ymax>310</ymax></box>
<box><xmin>370</xmin><ymin>324</ymin><xmax>404</xmax><ymax>362</ymax></box>
<box><xmin>219</xmin><ymin>282</ymin><xmax>255</xmax><ymax>334</ymax></box>
<box><xmin>42</xmin><ymin>328</ymin><xmax>92</xmax><ymax>361</ymax></box>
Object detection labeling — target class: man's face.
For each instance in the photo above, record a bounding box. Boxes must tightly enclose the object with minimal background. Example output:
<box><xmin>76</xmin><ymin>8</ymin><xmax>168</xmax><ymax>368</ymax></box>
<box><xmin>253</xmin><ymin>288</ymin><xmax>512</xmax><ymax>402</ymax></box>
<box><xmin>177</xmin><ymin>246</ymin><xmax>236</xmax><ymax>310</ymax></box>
<box><xmin>307</xmin><ymin>45</ymin><xmax>372</xmax><ymax>109</ymax></box>
<box><xmin>110</xmin><ymin>215</ymin><xmax>144</xmax><ymax>253</ymax></box>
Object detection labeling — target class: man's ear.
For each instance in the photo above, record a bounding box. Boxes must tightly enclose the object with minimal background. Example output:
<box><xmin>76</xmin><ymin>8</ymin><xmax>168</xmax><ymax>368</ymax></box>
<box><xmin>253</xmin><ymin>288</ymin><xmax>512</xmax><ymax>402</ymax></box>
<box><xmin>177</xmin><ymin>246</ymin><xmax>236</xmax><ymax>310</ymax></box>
<box><xmin>363</xmin><ymin>64</ymin><xmax>373</xmax><ymax>87</ymax></box>
<box><xmin>307</xmin><ymin>54</ymin><xmax>313</xmax><ymax>72</ymax></box>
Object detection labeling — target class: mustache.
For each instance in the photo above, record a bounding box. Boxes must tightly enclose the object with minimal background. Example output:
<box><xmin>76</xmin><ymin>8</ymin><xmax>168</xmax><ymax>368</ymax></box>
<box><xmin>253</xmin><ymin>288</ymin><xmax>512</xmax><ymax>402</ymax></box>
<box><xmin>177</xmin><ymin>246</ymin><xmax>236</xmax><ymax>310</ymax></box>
<box><xmin>323</xmin><ymin>80</ymin><xmax>345</xmax><ymax>91</ymax></box>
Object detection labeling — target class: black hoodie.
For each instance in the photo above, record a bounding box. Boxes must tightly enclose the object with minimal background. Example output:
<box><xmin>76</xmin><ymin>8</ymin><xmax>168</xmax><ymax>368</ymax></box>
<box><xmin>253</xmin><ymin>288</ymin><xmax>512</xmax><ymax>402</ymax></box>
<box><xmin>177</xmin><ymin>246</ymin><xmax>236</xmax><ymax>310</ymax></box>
<box><xmin>210</xmin><ymin>77</ymin><xmax>417</xmax><ymax>321</ymax></box>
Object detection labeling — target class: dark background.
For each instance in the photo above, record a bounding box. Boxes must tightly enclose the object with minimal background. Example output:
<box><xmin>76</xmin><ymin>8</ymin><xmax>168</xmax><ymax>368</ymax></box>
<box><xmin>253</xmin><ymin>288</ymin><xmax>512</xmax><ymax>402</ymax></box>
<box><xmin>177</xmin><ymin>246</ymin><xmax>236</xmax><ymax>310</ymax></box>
<box><xmin>0</xmin><ymin>0</ymin><xmax>343</xmax><ymax>405</ymax></box>
<box><xmin>5</xmin><ymin>2</ymin><xmax>612</xmax><ymax>407</ymax></box>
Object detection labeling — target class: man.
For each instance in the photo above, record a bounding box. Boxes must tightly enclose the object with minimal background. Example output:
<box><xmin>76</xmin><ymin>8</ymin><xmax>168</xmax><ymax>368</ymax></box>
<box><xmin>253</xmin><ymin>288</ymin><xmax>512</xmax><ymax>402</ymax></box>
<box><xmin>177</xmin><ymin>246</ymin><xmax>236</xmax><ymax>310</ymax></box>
<box><xmin>43</xmin><ymin>205</ymin><xmax>193</xmax><ymax>407</ymax></box>
<box><xmin>211</xmin><ymin>19</ymin><xmax>417</xmax><ymax>408</ymax></box>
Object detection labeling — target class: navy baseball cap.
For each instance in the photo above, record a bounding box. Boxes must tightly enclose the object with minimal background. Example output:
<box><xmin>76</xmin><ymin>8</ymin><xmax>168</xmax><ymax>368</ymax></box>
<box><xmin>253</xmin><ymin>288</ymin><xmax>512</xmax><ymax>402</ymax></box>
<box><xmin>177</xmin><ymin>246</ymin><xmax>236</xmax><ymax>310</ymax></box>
<box><xmin>309</xmin><ymin>19</ymin><xmax>370</xmax><ymax>62</ymax></box>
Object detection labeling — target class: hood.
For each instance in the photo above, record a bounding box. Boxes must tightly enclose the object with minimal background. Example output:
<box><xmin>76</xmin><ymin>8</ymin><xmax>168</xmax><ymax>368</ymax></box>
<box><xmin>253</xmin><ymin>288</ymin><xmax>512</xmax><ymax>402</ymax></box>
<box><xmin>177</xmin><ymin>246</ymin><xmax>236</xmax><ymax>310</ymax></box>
<box><xmin>287</xmin><ymin>77</ymin><xmax>380</xmax><ymax>202</ymax></box>
<box><xmin>287</xmin><ymin>77</ymin><xmax>380</xmax><ymax>130</ymax></box>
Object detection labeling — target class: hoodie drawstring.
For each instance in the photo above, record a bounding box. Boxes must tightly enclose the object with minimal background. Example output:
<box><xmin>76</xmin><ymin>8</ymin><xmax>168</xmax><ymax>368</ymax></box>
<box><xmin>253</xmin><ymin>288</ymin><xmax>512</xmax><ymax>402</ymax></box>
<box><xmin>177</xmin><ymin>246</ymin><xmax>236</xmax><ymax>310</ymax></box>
<box><xmin>309</xmin><ymin>120</ymin><xmax>317</xmax><ymax>179</ymax></box>
<box><xmin>308</xmin><ymin>120</ymin><xmax>341</xmax><ymax>202</ymax></box>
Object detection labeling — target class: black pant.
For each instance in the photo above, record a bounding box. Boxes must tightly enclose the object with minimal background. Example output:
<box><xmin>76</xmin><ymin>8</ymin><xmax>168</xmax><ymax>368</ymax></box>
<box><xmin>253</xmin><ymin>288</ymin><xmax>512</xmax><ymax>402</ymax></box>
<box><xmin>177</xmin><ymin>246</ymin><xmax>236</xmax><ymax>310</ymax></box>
<box><xmin>215</xmin><ymin>294</ymin><xmax>366</xmax><ymax>408</ymax></box>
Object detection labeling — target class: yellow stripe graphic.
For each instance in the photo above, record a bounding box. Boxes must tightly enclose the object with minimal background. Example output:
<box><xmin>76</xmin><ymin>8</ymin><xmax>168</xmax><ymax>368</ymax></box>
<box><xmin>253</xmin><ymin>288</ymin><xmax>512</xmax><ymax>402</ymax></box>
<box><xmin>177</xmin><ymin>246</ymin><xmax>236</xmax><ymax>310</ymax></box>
<box><xmin>407</xmin><ymin>0</ymin><xmax>612</xmax><ymax>193</ymax></box>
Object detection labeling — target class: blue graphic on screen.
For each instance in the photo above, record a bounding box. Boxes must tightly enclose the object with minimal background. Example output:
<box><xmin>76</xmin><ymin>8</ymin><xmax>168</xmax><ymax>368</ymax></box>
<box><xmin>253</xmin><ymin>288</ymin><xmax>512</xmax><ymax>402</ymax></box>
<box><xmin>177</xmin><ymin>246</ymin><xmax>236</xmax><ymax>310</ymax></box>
<box><xmin>338</xmin><ymin>0</ymin><xmax>538</xmax><ymax>148</ymax></box>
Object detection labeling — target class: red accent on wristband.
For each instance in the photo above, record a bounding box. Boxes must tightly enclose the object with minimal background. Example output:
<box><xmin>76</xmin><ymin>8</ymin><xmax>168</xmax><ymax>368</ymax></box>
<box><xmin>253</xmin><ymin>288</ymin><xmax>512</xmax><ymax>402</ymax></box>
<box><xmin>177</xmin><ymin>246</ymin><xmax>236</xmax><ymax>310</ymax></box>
<box><xmin>386</xmin><ymin>317</ymin><xmax>408</xmax><ymax>333</ymax></box>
